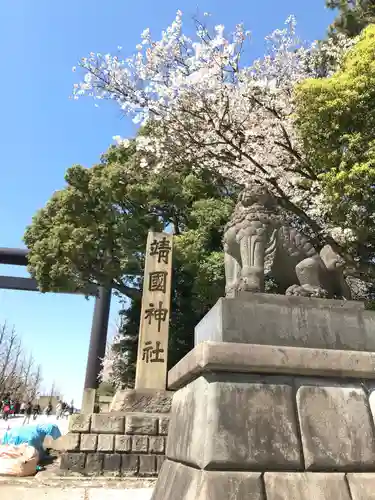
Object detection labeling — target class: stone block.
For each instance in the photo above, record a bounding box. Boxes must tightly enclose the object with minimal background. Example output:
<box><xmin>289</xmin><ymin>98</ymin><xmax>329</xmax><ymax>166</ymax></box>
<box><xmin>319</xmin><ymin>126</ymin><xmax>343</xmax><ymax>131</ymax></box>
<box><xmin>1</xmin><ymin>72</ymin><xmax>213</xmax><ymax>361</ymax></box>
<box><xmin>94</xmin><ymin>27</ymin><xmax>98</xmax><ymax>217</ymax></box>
<box><xmin>91</xmin><ymin>414</ymin><xmax>125</xmax><ymax>434</ymax></box>
<box><xmin>45</xmin><ymin>433</ymin><xmax>80</xmax><ymax>452</ymax></box>
<box><xmin>103</xmin><ymin>453</ymin><xmax>122</xmax><ymax>476</ymax></box>
<box><xmin>114</xmin><ymin>435</ymin><xmax>132</xmax><ymax>453</ymax></box>
<box><xmin>139</xmin><ymin>455</ymin><xmax>156</xmax><ymax>477</ymax></box>
<box><xmin>132</xmin><ymin>435</ymin><xmax>149</xmax><ymax>453</ymax></box>
<box><xmin>110</xmin><ymin>389</ymin><xmax>173</xmax><ymax>413</ymax></box>
<box><xmin>97</xmin><ymin>434</ymin><xmax>114</xmax><ymax>452</ymax></box>
<box><xmin>80</xmin><ymin>434</ymin><xmax>97</xmax><ymax>452</ymax></box>
<box><xmin>199</xmin><ymin>470</ymin><xmax>264</xmax><ymax>500</ymax></box>
<box><xmin>69</xmin><ymin>413</ymin><xmax>91</xmax><ymax>433</ymax></box>
<box><xmin>125</xmin><ymin>415</ymin><xmax>158</xmax><ymax>435</ymax></box>
<box><xmin>264</xmin><ymin>472</ymin><xmax>350</xmax><ymax>500</ymax></box>
<box><xmin>152</xmin><ymin>460</ymin><xmax>264</xmax><ymax>500</ymax></box>
<box><xmin>168</xmin><ymin>341</ymin><xmax>375</xmax><ymax>390</ymax></box>
<box><xmin>346</xmin><ymin>473</ymin><xmax>375</xmax><ymax>500</ymax></box>
<box><xmin>156</xmin><ymin>455</ymin><xmax>166</xmax><ymax>474</ymax></box>
<box><xmin>63</xmin><ymin>433</ymin><xmax>80</xmax><ymax>452</ymax></box>
<box><xmin>151</xmin><ymin>460</ymin><xmax>196</xmax><ymax>500</ymax></box>
<box><xmin>149</xmin><ymin>436</ymin><xmax>165</xmax><ymax>454</ymax></box>
<box><xmin>60</xmin><ymin>452</ymin><xmax>85</xmax><ymax>473</ymax></box>
<box><xmin>85</xmin><ymin>453</ymin><xmax>103</xmax><ymax>475</ymax></box>
<box><xmin>167</xmin><ymin>375</ymin><xmax>302</xmax><ymax>470</ymax></box>
<box><xmin>194</xmin><ymin>295</ymin><xmax>375</xmax><ymax>352</ymax></box>
<box><xmin>297</xmin><ymin>386</ymin><xmax>375</xmax><ymax>470</ymax></box>
<box><xmin>159</xmin><ymin>416</ymin><xmax>170</xmax><ymax>435</ymax></box>
<box><xmin>121</xmin><ymin>454</ymin><xmax>139</xmax><ymax>476</ymax></box>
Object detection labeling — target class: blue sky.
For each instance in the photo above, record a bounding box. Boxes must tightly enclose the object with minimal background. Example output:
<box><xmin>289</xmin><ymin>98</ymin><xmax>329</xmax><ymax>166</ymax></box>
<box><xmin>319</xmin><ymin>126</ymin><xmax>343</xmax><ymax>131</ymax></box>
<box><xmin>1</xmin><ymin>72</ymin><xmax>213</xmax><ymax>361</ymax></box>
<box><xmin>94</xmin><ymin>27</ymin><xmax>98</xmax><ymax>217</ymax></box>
<box><xmin>0</xmin><ymin>1</ymin><xmax>334</xmax><ymax>406</ymax></box>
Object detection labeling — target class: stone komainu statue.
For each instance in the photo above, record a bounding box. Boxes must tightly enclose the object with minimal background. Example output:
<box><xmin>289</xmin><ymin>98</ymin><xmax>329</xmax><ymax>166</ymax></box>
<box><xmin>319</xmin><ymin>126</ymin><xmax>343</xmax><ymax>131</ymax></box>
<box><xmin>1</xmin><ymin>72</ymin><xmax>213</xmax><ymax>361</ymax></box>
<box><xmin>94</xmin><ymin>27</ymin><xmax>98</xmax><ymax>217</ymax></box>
<box><xmin>223</xmin><ymin>184</ymin><xmax>352</xmax><ymax>299</ymax></box>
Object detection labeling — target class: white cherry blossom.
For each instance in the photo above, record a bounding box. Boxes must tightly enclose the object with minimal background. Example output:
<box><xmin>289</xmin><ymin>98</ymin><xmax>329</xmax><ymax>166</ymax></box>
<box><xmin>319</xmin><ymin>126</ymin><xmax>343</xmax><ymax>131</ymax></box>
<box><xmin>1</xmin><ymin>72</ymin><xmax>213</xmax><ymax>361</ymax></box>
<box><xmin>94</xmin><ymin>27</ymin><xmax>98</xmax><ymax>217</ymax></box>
<box><xmin>73</xmin><ymin>11</ymin><xmax>355</xmax><ymax>244</ymax></box>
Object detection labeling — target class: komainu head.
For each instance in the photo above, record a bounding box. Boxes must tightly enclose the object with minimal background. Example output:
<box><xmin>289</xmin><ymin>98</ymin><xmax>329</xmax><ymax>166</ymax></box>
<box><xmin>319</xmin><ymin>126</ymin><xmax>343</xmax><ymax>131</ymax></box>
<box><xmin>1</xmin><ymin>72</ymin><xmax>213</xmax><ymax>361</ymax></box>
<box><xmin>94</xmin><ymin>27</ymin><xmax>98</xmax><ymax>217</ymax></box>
<box><xmin>238</xmin><ymin>184</ymin><xmax>278</xmax><ymax>209</ymax></box>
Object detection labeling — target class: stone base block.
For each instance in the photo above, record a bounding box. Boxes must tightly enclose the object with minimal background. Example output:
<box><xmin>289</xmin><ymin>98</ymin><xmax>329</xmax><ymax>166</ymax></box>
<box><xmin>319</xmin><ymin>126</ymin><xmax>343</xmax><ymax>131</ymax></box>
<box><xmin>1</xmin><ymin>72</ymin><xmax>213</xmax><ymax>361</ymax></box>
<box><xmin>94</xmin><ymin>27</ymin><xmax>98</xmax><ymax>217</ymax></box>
<box><xmin>263</xmin><ymin>472</ymin><xmax>351</xmax><ymax>500</ymax></box>
<box><xmin>110</xmin><ymin>389</ymin><xmax>173</xmax><ymax>413</ymax></box>
<box><xmin>347</xmin><ymin>473</ymin><xmax>375</xmax><ymax>499</ymax></box>
<box><xmin>297</xmin><ymin>385</ymin><xmax>375</xmax><ymax>470</ymax></box>
<box><xmin>194</xmin><ymin>294</ymin><xmax>375</xmax><ymax>351</ymax></box>
<box><xmin>153</xmin><ymin>462</ymin><xmax>369</xmax><ymax>499</ymax></box>
<box><xmin>166</xmin><ymin>368</ymin><xmax>375</xmax><ymax>472</ymax></box>
<box><xmin>85</xmin><ymin>453</ymin><xmax>103</xmax><ymax>475</ymax></box>
<box><xmin>166</xmin><ymin>373</ymin><xmax>302</xmax><ymax>470</ymax></box>
<box><xmin>60</xmin><ymin>453</ymin><xmax>86</xmax><ymax>474</ymax></box>
<box><xmin>103</xmin><ymin>453</ymin><xmax>122</xmax><ymax>476</ymax></box>
<box><xmin>152</xmin><ymin>460</ymin><xmax>263</xmax><ymax>500</ymax></box>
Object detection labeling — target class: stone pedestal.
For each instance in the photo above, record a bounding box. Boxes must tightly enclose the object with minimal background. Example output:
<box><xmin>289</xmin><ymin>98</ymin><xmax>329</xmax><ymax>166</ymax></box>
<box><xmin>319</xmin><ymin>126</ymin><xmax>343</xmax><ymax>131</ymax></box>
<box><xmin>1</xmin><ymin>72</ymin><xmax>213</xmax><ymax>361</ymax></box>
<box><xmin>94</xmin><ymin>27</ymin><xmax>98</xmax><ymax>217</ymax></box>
<box><xmin>195</xmin><ymin>294</ymin><xmax>373</xmax><ymax>351</ymax></box>
<box><xmin>152</xmin><ymin>295</ymin><xmax>375</xmax><ymax>500</ymax></box>
<box><xmin>110</xmin><ymin>389</ymin><xmax>173</xmax><ymax>413</ymax></box>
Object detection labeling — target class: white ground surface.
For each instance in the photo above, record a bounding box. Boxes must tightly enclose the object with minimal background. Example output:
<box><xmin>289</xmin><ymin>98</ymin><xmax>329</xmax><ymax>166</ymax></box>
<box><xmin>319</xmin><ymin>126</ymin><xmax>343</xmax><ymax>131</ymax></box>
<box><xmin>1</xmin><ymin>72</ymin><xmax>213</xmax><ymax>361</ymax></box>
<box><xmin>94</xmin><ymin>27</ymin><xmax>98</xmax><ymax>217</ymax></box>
<box><xmin>0</xmin><ymin>414</ymin><xmax>69</xmax><ymax>441</ymax></box>
<box><xmin>0</xmin><ymin>487</ymin><xmax>154</xmax><ymax>499</ymax></box>
<box><xmin>0</xmin><ymin>417</ymin><xmax>154</xmax><ymax>498</ymax></box>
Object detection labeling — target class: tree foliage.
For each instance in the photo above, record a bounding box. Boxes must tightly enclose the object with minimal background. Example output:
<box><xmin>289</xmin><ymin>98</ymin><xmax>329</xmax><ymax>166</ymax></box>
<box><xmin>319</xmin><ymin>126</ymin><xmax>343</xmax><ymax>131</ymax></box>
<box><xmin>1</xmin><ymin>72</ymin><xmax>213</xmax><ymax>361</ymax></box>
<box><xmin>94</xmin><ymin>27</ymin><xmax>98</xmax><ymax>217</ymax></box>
<box><xmin>24</xmin><ymin>143</ymin><xmax>153</xmax><ymax>298</ymax></box>
<box><xmin>0</xmin><ymin>322</ymin><xmax>42</xmax><ymax>400</ymax></box>
<box><xmin>25</xmin><ymin>141</ymin><xmax>236</xmax><ymax>387</ymax></box>
<box><xmin>73</xmin><ymin>12</ymin><xmax>368</xmax><ymax>278</ymax></box>
<box><xmin>106</xmin><ymin>158</ymin><xmax>237</xmax><ymax>385</ymax></box>
<box><xmin>294</xmin><ymin>25</ymin><xmax>375</xmax><ymax>280</ymax></box>
<box><xmin>326</xmin><ymin>0</ymin><xmax>375</xmax><ymax>37</ymax></box>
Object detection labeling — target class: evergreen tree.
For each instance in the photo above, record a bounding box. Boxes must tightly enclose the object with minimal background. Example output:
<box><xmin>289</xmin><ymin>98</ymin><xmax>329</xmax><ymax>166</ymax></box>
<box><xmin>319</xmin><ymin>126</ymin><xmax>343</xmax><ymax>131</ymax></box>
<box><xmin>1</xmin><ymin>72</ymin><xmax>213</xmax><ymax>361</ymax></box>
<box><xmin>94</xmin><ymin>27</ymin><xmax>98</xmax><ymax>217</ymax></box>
<box><xmin>327</xmin><ymin>0</ymin><xmax>375</xmax><ymax>37</ymax></box>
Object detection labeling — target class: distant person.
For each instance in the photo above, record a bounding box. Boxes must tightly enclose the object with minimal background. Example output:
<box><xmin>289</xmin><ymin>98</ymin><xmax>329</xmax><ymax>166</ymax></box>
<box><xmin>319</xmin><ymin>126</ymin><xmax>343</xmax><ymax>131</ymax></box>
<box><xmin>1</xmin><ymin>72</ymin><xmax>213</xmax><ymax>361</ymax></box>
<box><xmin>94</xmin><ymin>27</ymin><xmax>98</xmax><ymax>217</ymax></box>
<box><xmin>46</xmin><ymin>402</ymin><xmax>52</xmax><ymax>417</ymax></box>
<box><xmin>9</xmin><ymin>400</ymin><xmax>15</xmax><ymax>418</ymax></box>
<box><xmin>69</xmin><ymin>400</ymin><xmax>74</xmax><ymax>415</ymax></box>
<box><xmin>14</xmin><ymin>401</ymin><xmax>20</xmax><ymax>415</ymax></box>
<box><xmin>20</xmin><ymin>402</ymin><xmax>26</xmax><ymax>415</ymax></box>
<box><xmin>2</xmin><ymin>402</ymin><xmax>10</xmax><ymax>421</ymax></box>
<box><xmin>62</xmin><ymin>403</ymin><xmax>69</xmax><ymax>419</ymax></box>
<box><xmin>2</xmin><ymin>394</ymin><xmax>11</xmax><ymax>421</ymax></box>
<box><xmin>23</xmin><ymin>402</ymin><xmax>32</xmax><ymax>425</ymax></box>
<box><xmin>33</xmin><ymin>403</ymin><xmax>41</xmax><ymax>420</ymax></box>
<box><xmin>55</xmin><ymin>402</ymin><xmax>62</xmax><ymax>420</ymax></box>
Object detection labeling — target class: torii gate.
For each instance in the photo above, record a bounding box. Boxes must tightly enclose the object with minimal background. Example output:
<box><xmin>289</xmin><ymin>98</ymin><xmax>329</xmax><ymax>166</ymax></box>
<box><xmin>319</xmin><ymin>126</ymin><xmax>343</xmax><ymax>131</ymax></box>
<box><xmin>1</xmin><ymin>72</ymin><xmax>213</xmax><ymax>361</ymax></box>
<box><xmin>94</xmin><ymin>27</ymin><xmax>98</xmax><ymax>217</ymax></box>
<box><xmin>0</xmin><ymin>247</ymin><xmax>111</xmax><ymax>410</ymax></box>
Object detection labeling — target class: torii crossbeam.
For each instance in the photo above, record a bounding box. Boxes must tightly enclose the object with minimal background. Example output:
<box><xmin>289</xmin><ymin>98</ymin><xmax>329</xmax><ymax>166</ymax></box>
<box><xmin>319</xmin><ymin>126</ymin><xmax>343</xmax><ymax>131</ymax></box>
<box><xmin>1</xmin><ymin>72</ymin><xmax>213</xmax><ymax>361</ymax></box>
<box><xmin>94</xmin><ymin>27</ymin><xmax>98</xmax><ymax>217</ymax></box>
<box><xmin>0</xmin><ymin>247</ymin><xmax>111</xmax><ymax>407</ymax></box>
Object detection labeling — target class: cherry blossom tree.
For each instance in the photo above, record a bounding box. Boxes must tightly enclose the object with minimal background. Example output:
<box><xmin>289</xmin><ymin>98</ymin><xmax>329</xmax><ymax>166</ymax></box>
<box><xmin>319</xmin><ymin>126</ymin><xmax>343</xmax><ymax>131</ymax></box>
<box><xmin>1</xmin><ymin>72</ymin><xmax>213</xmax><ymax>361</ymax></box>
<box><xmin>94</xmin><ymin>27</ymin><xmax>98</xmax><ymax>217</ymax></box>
<box><xmin>72</xmin><ymin>11</ymin><xmax>357</xmax><ymax>264</ymax></box>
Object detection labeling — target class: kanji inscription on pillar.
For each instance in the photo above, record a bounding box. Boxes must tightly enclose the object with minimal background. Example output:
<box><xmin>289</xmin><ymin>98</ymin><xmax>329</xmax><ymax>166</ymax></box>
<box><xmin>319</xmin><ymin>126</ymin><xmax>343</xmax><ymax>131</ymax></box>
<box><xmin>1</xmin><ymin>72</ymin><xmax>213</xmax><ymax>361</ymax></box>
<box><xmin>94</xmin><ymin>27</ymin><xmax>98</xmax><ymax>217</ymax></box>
<box><xmin>135</xmin><ymin>231</ymin><xmax>173</xmax><ymax>390</ymax></box>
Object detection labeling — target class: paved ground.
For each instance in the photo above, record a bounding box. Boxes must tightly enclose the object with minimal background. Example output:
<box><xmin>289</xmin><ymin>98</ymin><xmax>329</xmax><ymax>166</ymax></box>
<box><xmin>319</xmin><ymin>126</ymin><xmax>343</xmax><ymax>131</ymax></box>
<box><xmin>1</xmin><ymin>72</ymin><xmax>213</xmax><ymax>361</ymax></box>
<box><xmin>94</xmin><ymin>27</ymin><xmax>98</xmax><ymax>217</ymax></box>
<box><xmin>0</xmin><ymin>414</ymin><xmax>69</xmax><ymax>440</ymax></box>
<box><xmin>0</xmin><ymin>486</ymin><xmax>154</xmax><ymax>499</ymax></box>
<box><xmin>0</xmin><ymin>417</ymin><xmax>154</xmax><ymax>498</ymax></box>
<box><xmin>0</xmin><ymin>475</ymin><xmax>155</xmax><ymax>499</ymax></box>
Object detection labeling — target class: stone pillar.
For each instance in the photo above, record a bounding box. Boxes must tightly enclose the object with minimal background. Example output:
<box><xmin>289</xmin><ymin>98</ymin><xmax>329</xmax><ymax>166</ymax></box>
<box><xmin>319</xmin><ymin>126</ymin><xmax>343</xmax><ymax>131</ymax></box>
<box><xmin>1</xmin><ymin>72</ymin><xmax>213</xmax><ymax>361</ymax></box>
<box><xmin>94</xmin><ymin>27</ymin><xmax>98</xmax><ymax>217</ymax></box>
<box><xmin>135</xmin><ymin>231</ymin><xmax>173</xmax><ymax>390</ymax></box>
<box><xmin>110</xmin><ymin>231</ymin><xmax>174</xmax><ymax>416</ymax></box>
<box><xmin>152</xmin><ymin>294</ymin><xmax>375</xmax><ymax>500</ymax></box>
